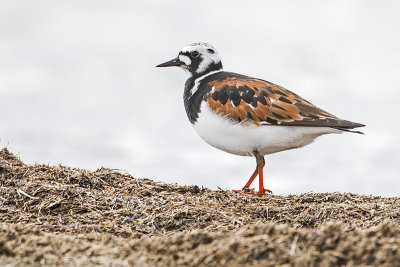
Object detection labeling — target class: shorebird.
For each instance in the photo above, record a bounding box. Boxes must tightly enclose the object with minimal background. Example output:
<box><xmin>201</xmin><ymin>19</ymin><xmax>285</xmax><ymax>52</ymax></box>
<box><xmin>156</xmin><ymin>43</ymin><xmax>364</xmax><ymax>196</ymax></box>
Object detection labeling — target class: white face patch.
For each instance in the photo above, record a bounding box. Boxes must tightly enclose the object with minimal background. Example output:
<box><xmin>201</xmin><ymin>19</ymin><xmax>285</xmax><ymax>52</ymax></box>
<box><xmin>178</xmin><ymin>55</ymin><xmax>191</xmax><ymax>66</ymax></box>
<box><xmin>180</xmin><ymin>43</ymin><xmax>222</xmax><ymax>75</ymax></box>
<box><xmin>196</xmin><ymin>51</ymin><xmax>220</xmax><ymax>74</ymax></box>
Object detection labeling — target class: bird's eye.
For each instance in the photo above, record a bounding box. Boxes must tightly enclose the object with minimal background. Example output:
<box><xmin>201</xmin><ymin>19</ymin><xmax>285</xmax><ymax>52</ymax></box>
<box><xmin>190</xmin><ymin>51</ymin><xmax>200</xmax><ymax>58</ymax></box>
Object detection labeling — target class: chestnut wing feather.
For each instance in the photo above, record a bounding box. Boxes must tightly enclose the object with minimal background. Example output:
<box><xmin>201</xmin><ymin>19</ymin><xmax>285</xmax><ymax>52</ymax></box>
<box><xmin>204</xmin><ymin>76</ymin><xmax>363</xmax><ymax>130</ymax></box>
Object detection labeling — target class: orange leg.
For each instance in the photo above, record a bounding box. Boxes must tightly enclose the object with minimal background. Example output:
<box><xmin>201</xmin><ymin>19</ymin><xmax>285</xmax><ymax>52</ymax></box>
<box><xmin>233</xmin><ymin>151</ymin><xmax>272</xmax><ymax>196</ymax></box>
<box><xmin>243</xmin><ymin>167</ymin><xmax>259</xmax><ymax>190</ymax></box>
<box><xmin>257</xmin><ymin>157</ymin><xmax>272</xmax><ymax>196</ymax></box>
<box><xmin>254</xmin><ymin>152</ymin><xmax>272</xmax><ymax>196</ymax></box>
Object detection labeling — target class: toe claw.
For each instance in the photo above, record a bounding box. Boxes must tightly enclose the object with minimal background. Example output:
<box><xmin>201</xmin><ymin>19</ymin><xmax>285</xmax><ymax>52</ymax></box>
<box><xmin>257</xmin><ymin>189</ymin><xmax>273</xmax><ymax>196</ymax></box>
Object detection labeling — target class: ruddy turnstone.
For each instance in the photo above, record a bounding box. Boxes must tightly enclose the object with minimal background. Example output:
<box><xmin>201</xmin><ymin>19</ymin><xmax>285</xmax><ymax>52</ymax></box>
<box><xmin>157</xmin><ymin>43</ymin><xmax>365</xmax><ymax>196</ymax></box>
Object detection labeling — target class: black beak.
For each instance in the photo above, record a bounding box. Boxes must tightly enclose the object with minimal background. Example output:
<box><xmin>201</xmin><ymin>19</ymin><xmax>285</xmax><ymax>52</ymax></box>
<box><xmin>156</xmin><ymin>57</ymin><xmax>183</xmax><ymax>68</ymax></box>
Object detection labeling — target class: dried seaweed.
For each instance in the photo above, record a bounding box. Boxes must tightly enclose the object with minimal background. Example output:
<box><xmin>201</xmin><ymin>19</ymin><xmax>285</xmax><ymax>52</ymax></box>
<box><xmin>1</xmin><ymin>148</ymin><xmax>400</xmax><ymax>266</ymax></box>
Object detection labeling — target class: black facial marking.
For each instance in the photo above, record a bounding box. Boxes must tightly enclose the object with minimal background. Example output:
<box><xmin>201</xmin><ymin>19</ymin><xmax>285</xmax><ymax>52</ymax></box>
<box><xmin>272</xmin><ymin>103</ymin><xmax>286</xmax><ymax>111</ymax></box>
<box><xmin>178</xmin><ymin>46</ymin><xmax>224</xmax><ymax>79</ymax></box>
<box><xmin>278</xmin><ymin>96</ymin><xmax>292</xmax><ymax>104</ymax></box>
<box><xmin>190</xmin><ymin>51</ymin><xmax>199</xmax><ymax>58</ymax></box>
<box><xmin>180</xmin><ymin>51</ymin><xmax>202</xmax><ymax>73</ymax></box>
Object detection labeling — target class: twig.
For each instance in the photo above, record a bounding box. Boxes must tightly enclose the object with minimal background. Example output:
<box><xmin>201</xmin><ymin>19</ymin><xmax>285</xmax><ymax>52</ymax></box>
<box><xmin>290</xmin><ymin>235</ymin><xmax>299</xmax><ymax>255</ymax></box>
<box><xmin>17</xmin><ymin>189</ymin><xmax>39</xmax><ymax>200</ymax></box>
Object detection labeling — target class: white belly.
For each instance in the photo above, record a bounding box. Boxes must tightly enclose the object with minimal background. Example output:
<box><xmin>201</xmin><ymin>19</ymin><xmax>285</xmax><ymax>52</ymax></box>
<box><xmin>192</xmin><ymin>102</ymin><xmax>341</xmax><ymax>156</ymax></box>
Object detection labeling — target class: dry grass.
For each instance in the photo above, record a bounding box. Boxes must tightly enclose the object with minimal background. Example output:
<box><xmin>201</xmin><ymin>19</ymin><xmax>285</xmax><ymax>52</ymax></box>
<box><xmin>1</xmin><ymin>147</ymin><xmax>400</xmax><ymax>266</ymax></box>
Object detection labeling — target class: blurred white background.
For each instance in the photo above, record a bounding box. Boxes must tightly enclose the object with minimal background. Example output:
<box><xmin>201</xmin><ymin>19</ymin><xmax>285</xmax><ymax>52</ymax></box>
<box><xmin>1</xmin><ymin>0</ymin><xmax>399</xmax><ymax>196</ymax></box>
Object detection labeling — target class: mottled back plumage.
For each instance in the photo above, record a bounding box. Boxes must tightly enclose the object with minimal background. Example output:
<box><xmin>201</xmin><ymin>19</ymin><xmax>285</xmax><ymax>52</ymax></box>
<box><xmin>202</xmin><ymin>72</ymin><xmax>364</xmax><ymax>132</ymax></box>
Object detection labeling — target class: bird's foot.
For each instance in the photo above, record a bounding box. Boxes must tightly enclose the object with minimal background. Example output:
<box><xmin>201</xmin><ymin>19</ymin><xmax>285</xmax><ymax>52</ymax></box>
<box><xmin>258</xmin><ymin>188</ymin><xmax>273</xmax><ymax>196</ymax></box>
<box><xmin>232</xmin><ymin>187</ymin><xmax>273</xmax><ymax>196</ymax></box>
<box><xmin>232</xmin><ymin>187</ymin><xmax>254</xmax><ymax>195</ymax></box>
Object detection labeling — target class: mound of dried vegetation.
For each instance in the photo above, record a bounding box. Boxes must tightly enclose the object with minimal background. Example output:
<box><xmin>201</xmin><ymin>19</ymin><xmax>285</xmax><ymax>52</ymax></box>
<box><xmin>1</xmin><ymin>147</ymin><xmax>400</xmax><ymax>266</ymax></box>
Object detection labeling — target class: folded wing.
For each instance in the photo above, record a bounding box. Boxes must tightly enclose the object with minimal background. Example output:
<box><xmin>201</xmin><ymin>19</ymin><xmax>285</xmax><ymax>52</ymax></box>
<box><xmin>204</xmin><ymin>73</ymin><xmax>364</xmax><ymax>132</ymax></box>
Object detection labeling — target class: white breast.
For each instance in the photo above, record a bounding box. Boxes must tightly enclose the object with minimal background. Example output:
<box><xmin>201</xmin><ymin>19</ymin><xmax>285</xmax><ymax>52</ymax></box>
<box><xmin>192</xmin><ymin>102</ymin><xmax>341</xmax><ymax>156</ymax></box>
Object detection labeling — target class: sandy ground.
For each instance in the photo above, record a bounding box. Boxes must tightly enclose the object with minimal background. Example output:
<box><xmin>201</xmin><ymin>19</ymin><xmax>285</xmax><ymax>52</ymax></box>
<box><xmin>1</xmin><ymin>147</ymin><xmax>399</xmax><ymax>266</ymax></box>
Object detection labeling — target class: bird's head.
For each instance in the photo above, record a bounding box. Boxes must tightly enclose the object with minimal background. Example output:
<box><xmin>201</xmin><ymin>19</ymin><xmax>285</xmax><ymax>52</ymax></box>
<box><xmin>156</xmin><ymin>43</ymin><xmax>223</xmax><ymax>77</ymax></box>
